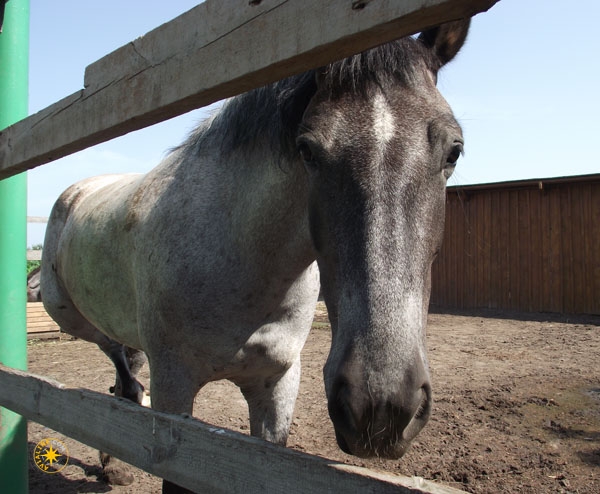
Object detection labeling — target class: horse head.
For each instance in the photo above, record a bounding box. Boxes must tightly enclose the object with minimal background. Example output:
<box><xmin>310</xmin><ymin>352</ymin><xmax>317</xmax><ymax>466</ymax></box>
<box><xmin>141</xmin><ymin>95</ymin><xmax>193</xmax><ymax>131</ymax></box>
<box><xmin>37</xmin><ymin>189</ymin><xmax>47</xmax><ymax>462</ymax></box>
<box><xmin>298</xmin><ymin>20</ymin><xmax>469</xmax><ymax>458</ymax></box>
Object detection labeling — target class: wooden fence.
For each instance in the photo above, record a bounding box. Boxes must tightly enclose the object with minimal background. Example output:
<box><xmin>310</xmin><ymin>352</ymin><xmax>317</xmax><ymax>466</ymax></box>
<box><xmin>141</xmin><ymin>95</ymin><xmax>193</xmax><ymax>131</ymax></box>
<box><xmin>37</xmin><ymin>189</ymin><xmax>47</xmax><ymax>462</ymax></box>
<box><xmin>0</xmin><ymin>0</ymin><xmax>499</xmax><ymax>492</ymax></box>
<box><xmin>27</xmin><ymin>216</ymin><xmax>47</xmax><ymax>260</ymax></box>
<box><xmin>431</xmin><ymin>174</ymin><xmax>600</xmax><ymax>314</ymax></box>
<box><xmin>0</xmin><ymin>363</ymin><xmax>463</xmax><ymax>494</ymax></box>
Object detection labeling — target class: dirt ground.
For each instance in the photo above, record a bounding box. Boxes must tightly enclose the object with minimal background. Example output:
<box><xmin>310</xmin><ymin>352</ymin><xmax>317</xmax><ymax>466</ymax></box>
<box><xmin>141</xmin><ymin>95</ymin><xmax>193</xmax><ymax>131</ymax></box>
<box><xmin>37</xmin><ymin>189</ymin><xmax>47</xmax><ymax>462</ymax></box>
<box><xmin>27</xmin><ymin>304</ymin><xmax>600</xmax><ymax>493</ymax></box>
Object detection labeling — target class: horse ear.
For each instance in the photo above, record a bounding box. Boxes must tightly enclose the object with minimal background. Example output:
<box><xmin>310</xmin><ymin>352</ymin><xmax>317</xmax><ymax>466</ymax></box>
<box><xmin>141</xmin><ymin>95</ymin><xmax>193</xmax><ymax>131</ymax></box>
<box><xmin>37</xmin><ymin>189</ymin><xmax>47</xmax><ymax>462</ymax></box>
<box><xmin>418</xmin><ymin>18</ymin><xmax>470</xmax><ymax>69</ymax></box>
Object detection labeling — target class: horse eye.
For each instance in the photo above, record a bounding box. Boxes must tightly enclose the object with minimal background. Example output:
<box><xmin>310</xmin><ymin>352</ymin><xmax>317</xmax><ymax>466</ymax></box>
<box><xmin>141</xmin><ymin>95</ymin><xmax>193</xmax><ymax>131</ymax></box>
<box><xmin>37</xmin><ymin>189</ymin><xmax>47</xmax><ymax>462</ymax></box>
<box><xmin>447</xmin><ymin>143</ymin><xmax>463</xmax><ymax>165</ymax></box>
<box><xmin>443</xmin><ymin>143</ymin><xmax>462</xmax><ymax>179</ymax></box>
<box><xmin>297</xmin><ymin>141</ymin><xmax>317</xmax><ymax>170</ymax></box>
<box><xmin>298</xmin><ymin>142</ymin><xmax>312</xmax><ymax>161</ymax></box>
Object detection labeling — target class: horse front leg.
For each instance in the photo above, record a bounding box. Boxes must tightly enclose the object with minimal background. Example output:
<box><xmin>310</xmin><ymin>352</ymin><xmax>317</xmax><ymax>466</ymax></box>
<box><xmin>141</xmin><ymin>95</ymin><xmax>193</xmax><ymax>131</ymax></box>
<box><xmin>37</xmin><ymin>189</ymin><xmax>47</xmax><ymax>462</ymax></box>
<box><xmin>147</xmin><ymin>351</ymin><xmax>202</xmax><ymax>494</ymax></box>
<box><xmin>239</xmin><ymin>358</ymin><xmax>302</xmax><ymax>446</ymax></box>
<box><xmin>99</xmin><ymin>343</ymin><xmax>146</xmax><ymax>486</ymax></box>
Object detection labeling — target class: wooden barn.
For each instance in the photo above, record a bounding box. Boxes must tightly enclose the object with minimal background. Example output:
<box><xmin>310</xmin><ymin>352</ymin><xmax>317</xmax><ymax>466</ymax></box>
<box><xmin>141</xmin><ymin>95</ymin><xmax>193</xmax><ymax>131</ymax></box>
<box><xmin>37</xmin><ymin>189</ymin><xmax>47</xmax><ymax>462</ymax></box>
<box><xmin>430</xmin><ymin>173</ymin><xmax>600</xmax><ymax>315</ymax></box>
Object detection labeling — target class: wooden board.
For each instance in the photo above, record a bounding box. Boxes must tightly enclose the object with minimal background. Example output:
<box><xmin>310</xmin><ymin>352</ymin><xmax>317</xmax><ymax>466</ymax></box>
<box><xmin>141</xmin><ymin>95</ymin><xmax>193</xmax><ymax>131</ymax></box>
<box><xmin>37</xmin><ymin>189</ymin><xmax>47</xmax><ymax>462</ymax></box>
<box><xmin>27</xmin><ymin>302</ymin><xmax>60</xmax><ymax>336</ymax></box>
<box><xmin>27</xmin><ymin>249</ymin><xmax>42</xmax><ymax>261</ymax></box>
<box><xmin>0</xmin><ymin>0</ymin><xmax>499</xmax><ymax>179</ymax></box>
<box><xmin>27</xmin><ymin>216</ymin><xmax>49</xmax><ymax>223</ymax></box>
<box><xmin>0</xmin><ymin>364</ymin><xmax>465</xmax><ymax>493</ymax></box>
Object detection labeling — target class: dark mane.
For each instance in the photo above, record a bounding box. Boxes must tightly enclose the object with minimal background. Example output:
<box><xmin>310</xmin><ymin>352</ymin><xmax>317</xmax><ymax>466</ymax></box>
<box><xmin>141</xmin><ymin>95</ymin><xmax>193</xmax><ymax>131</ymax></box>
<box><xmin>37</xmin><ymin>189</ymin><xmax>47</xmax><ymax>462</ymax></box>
<box><xmin>321</xmin><ymin>37</ymin><xmax>434</xmax><ymax>95</ymax></box>
<box><xmin>176</xmin><ymin>36</ymin><xmax>431</xmax><ymax>162</ymax></box>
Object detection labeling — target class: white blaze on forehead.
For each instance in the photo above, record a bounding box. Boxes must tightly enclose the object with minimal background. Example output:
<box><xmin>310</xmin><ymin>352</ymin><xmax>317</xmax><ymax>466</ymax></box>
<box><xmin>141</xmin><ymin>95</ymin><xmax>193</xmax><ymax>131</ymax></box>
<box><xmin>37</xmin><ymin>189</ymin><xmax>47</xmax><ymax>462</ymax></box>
<box><xmin>321</xmin><ymin>108</ymin><xmax>347</xmax><ymax>152</ymax></box>
<box><xmin>372</xmin><ymin>93</ymin><xmax>396</xmax><ymax>148</ymax></box>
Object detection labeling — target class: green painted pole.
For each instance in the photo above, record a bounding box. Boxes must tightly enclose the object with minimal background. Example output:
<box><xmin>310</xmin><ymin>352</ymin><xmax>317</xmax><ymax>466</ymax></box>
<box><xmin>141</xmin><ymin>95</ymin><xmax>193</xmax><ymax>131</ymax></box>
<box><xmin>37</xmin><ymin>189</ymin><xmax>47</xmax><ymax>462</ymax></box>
<box><xmin>0</xmin><ymin>0</ymin><xmax>30</xmax><ymax>492</ymax></box>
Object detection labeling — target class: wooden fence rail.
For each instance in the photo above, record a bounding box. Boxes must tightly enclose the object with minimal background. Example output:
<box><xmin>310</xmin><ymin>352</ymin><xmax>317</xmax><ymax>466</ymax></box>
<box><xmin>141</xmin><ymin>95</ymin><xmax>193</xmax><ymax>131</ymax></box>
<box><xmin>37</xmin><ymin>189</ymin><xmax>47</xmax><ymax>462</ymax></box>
<box><xmin>0</xmin><ymin>364</ymin><xmax>461</xmax><ymax>494</ymax></box>
<box><xmin>0</xmin><ymin>0</ymin><xmax>498</xmax><ymax>180</ymax></box>
<box><xmin>26</xmin><ymin>216</ymin><xmax>47</xmax><ymax>260</ymax></box>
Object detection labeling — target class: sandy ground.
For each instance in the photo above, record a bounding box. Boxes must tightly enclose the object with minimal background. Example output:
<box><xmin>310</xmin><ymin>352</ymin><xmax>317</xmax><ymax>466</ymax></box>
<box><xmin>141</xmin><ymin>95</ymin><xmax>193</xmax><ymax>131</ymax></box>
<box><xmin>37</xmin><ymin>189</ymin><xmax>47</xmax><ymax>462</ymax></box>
<box><xmin>27</xmin><ymin>304</ymin><xmax>600</xmax><ymax>493</ymax></box>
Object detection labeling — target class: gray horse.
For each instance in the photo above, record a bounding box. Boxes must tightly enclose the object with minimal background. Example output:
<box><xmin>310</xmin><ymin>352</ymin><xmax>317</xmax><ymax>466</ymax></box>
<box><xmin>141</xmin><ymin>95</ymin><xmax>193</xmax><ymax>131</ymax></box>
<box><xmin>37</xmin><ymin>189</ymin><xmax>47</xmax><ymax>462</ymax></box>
<box><xmin>27</xmin><ymin>266</ymin><xmax>42</xmax><ymax>302</ymax></box>
<box><xmin>41</xmin><ymin>19</ymin><xmax>469</xmax><ymax>492</ymax></box>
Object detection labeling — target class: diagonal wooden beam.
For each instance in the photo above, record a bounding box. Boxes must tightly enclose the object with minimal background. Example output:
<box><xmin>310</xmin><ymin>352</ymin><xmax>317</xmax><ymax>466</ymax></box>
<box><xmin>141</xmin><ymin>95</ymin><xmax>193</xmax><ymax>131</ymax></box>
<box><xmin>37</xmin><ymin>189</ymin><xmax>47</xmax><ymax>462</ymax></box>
<box><xmin>0</xmin><ymin>364</ymin><xmax>466</xmax><ymax>493</ymax></box>
<box><xmin>0</xmin><ymin>0</ymin><xmax>499</xmax><ymax>180</ymax></box>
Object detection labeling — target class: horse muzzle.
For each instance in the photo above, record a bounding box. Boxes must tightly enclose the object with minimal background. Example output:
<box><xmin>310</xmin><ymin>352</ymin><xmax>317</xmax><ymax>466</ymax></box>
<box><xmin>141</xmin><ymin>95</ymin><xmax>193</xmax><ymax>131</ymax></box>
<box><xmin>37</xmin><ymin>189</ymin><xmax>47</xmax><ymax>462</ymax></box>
<box><xmin>326</xmin><ymin>360</ymin><xmax>432</xmax><ymax>459</ymax></box>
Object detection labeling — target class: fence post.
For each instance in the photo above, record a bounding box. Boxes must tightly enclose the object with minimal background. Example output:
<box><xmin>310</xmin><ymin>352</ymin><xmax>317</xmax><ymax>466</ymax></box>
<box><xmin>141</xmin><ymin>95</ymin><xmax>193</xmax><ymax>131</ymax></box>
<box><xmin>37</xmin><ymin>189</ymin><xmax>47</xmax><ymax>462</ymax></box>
<box><xmin>0</xmin><ymin>0</ymin><xmax>30</xmax><ymax>492</ymax></box>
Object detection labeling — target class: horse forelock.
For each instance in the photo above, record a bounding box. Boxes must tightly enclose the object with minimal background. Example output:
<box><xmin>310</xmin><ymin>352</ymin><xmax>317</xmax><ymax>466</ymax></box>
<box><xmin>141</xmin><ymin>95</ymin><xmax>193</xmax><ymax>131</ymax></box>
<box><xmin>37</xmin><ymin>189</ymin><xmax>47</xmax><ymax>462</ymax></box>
<box><xmin>320</xmin><ymin>37</ymin><xmax>434</xmax><ymax>95</ymax></box>
<box><xmin>172</xmin><ymin>37</ymin><xmax>433</xmax><ymax>164</ymax></box>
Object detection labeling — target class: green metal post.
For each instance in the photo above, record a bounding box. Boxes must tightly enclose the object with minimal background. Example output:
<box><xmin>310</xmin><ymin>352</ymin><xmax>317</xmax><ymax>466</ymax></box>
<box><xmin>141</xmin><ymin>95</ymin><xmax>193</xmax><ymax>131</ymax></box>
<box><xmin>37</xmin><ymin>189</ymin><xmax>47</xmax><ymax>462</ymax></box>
<box><xmin>0</xmin><ymin>0</ymin><xmax>30</xmax><ymax>492</ymax></box>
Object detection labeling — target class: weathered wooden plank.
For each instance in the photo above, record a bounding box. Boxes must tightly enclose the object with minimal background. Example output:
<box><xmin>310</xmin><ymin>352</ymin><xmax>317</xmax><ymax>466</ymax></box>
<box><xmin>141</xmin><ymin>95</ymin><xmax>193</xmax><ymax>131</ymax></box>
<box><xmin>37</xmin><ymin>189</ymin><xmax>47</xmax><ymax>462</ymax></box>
<box><xmin>27</xmin><ymin>326</ymin><xmax>57</xmax><ymax>333</ymax></box>
<box><xmin>26</xmin><ymin>325</ymin><xmax>58</xmax><ymax>334</ymax></box>
<box><xmin>528</xmin><ymin>189</ymin><xmax>541</xmax><ymax>312</ymax></box>
<box><xmin>26</xmin><ymin>312</ymin><xmax>52</xmax><ymax>320</ymax></box>
<box><xmin>26</xmin><ymin>331</ymin><xmax>62</xmax><ymax>341</ymax></box>
<box><xmin>27</xmin><ymin>312</ymin><xmax>49</xmax><ymax>318</ymax></box>
<box><xmin>27</xmin><ymin>216</ymin><xmax>49</xmax><ymax>223</ymax></box>
<box><xmin>26</xmin><ymin>319</ymin><xmax>55</xmax><ymax>327</ymax></box>
<box><xmin>26</xmin><ymin>303</ymin><xmax>59</xmax><ymax>334</ymax></box>
<box><xmin>26</xmin><ymin>318</ymin><xmax>57</xmax><ymax>326</ymax></box>
<box><xmin>27</xmin><ymin>249</ymin><xmax>42</xmax><ymax>261</ymax></box>
<box><xmin>0</xmin><ymin>364</ymin><xmax>465</xmax><ymax>494</ymax></box>
<box><xmin>0</xmin><ymin>0</ymin><xmax>499</xmax><ymax>180</ymax></box>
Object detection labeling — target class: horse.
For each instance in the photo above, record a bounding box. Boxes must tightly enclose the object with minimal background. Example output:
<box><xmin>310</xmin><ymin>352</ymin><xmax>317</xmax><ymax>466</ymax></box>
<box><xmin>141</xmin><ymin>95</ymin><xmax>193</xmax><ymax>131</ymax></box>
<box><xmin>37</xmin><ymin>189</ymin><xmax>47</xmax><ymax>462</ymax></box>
<box><xmin>41</xmin><ymin>19</ymin><xmax>470</xmax><ymax>492</ymax></box>
<box><xmin>27</xmin><ymin>266</ymin><xmax>42</xmax><ymax>302</ymax></box>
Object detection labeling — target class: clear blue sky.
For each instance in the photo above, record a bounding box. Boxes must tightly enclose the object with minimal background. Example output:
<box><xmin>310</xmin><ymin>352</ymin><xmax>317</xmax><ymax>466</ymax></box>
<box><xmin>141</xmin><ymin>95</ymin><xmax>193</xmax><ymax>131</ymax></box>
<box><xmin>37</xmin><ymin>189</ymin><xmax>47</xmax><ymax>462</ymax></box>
<box><xmin>25</xmin><ymin>0</ymin><xmax>600</xmax><ymax>246</ymax></box>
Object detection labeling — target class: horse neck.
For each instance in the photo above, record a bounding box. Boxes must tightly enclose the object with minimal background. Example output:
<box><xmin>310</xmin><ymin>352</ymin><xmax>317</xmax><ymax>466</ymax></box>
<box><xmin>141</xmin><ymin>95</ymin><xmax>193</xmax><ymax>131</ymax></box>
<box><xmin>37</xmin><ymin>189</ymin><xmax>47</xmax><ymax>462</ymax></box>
<box><xmin>234</xmin><ymin>145</ymin><xmax>313</xmax><ymax>261</ymax></box>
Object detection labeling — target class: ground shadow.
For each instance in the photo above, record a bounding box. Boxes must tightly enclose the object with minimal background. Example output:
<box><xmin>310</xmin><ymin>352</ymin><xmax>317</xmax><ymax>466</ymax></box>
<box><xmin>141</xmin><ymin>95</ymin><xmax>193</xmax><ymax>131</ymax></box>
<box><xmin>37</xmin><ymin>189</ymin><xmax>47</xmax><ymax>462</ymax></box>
<box><xmin>429</xmin><ymin>305</ymin><xmax>600</xmax><ymax>325</ymax></box>
<box><xmin>543</xmin><ymin>423</ymin><xmax>600</xmax><ymax>467</ymax></box>
<box><xmin>28</xmin><ymin>441</ymin><xmax>111</xmax><ymax>494</ymax></box>
<box><xmin>578</xmin><ymin>449</ymin><xmax>600</xmax><ymax>466</ymax></box>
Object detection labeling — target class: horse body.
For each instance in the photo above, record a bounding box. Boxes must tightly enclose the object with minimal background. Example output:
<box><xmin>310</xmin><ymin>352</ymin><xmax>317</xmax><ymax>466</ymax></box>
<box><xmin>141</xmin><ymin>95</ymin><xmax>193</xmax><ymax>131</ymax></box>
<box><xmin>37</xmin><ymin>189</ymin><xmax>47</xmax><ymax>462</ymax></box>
<box><xmin>41</xmin><ymin>19</ymin><xmax>470</xmax><ymax>491</ymax></box>
<box><xmin>44</xmin><ymin>174</ymin><xmax>143</xmax><ymax>344</ymax></box>
<box><xmin>42</xmin><ymin>136</ymin><xmax>319</xmax><ymax>435</ymax></box>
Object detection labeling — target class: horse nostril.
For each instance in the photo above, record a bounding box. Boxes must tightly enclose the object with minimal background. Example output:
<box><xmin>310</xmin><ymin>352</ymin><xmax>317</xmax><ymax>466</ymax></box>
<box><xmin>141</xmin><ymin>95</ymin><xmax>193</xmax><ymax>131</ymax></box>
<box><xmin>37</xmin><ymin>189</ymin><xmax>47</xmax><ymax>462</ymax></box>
<box><xmin>328</xmin><ymin>377</ymin><xmax>369</xmax><ymax>453</ymax></box>
<box><xmin>413</xmin><ymin>384</ymin><xmax>431</xmax><ymax>419</ymax></box>
<box><xmin>330</xmin><ymin>379</ymin><xmax>359</xmax><ymax>431</ymax></box>
<box><xmin>401</xmin><ymin>383</ymin><xmax>432</xmax><ymax>442</ymax></box>
<box><xmin>414</xmin><ymin>397</ymin><xmax>428</xmax><ymax>420</ymax></box>
<box><xmin>421</xmin><ymin>383</ymin><xmax>432</xmax><ymax>413</ymax></box>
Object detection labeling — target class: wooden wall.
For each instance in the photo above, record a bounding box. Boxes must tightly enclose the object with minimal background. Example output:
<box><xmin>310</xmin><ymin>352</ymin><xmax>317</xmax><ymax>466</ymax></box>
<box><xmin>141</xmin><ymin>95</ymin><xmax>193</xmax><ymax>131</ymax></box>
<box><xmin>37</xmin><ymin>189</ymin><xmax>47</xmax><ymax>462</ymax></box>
<box><xmin>430</xmin><ymin>174</ymin><xmax>600</xmax><ymax>314</ymax></box>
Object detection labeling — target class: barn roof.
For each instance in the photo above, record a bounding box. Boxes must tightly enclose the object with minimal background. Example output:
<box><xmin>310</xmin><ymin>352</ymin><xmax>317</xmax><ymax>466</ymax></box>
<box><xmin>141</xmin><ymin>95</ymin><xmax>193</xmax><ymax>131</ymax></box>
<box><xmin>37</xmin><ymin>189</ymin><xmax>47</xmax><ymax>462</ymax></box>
<box><xmin>448</xmin><ymin>173</ymin><xmax>600</xmax><ymax>193</ymax></box>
